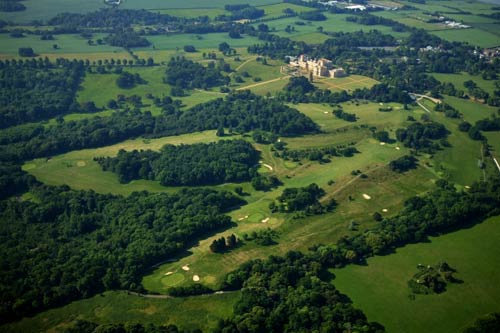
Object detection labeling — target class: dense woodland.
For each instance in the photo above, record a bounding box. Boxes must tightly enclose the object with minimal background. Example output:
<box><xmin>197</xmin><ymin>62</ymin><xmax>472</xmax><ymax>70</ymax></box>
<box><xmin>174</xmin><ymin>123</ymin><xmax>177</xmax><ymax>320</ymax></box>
<box><xmin>97</xmin><ymin>140</ymin><xmax>260</xmax><ymax>186</ymax></box>
<box><xmin>0</xmin><ymin>62</ymin><xmax>85</xmax><ymax>128</ymax></box>
<box><xmin>0</xmin><ymin>92</ymin><xmax>319</xmax><ymax>163</ymax></box>
<box><xmin>0</xmin><ymin>185</ymin><xmax>244</xmax><ymax>322</ymax></box>
<box><xmin>164</xmin><ymin>57</ymin><xmax>229</xmax><ymax>90</ymax></box>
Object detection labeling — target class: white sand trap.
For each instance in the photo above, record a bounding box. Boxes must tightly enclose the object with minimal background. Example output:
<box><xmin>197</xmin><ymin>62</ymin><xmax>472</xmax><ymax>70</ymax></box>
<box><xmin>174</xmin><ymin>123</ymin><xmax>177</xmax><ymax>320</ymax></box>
<box><xmin>465</xmin><ymin>185</ymin><xmax>470</xmax><ymax>189</ymax></box>
<box><xmin>164</xmin><ymin>271</ymin><xmax>173</xmax><ymax>276</ymax></box>
<box><xmin>324</xmin><ymin>111</ymin><xmax>329</xmax><ymax>114</ymax></box>
<box><xmin>245</xmin><ymin>215</ymin><xmax>249</xmax><ymax>218</ymax></box>
<box><xmin>362</xmin><ymin>194</ymin><xmax>371</xmax><ymax>200</ymax></box>
<box><xmin>395</xmin><ymin>147</ymin><xmax>400</xmax><ymax>150</ymax></box>
<box><xmin>382</xmin><ymin>209</ymin><xmax>388</xmax><ymax>212</ymax></box>
<box><xmin>261</xmin><ymin>217</ymin><xmax>270</xmax><ymax>223</ymax></box>
<box><xmin>262</xmin><ymin>163</ymin><xmax>273</xmax><ymax>171</ymax></box>
<box><xmin>380</xmin><ymin>142</ymin><xmax>386</xmax><ymax>145</ymax></box>
<box><xmin>238</xmin><ymin>217</ymin><xmax>245</xmax><ymax>221</ymax></box>
<box><xmin>76</xmin><ymin>161</ymin><xmax>86</xmax><ymax>167</ymax></box>
<box><xmin>193</xmin><ymin>275</ymin><xmax>200</xmax><ymax>282</ymax></box>
<box><xmin>379</xmin><ymin>103</ymin><xmax>384</xmax><ymax>106</ymax></box>
<box><xmin>181</xmin><ymin>265</ymin><xmax>190</xmax><ymax>271</ymax></box>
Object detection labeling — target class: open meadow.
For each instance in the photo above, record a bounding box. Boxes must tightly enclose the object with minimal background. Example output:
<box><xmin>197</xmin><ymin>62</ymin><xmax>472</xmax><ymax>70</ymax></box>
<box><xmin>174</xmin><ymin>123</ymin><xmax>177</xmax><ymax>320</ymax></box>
<box><xmin>1</xmin><ymin>291</ymin><xmax>241</xmax><ymax>332</ymax></box>
<box><xmin>332</xmin><ymin>215</ymin><xmax>500</xmax><ymax>333</ymax></box>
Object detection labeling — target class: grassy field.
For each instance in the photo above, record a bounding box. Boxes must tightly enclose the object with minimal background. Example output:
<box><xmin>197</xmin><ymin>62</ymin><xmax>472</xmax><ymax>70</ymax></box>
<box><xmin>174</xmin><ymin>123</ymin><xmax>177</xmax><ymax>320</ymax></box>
<box><xmin>0</xmin><ymin>33</ymin><xmax>125</xmax><ymax>55</ymax></box>
<box><xmin>431</xmin><ymin>28</ymin><xmax>500</xmax><ymax>48</ymax></box>
<box><xmin>432</xmin><ymin>72</ymin><xmax>498</xmax><ymax>96</ymax></box>
<box><xmin>23</xmin><ymin>131</ymin><xmax>225</xmax><ymax>196</ymax></box>
<box><xmin>1</xmin><ymin>290</ymin><xmax>241</xmax><ymax>333</ymax></box>
<box><xmin>135</xmin><ymin>33</ymin><xmax>261</xmax><ymax>52</ymax></box>
<box><xmin>332</xmin><ymin>215</ymin><xmax>500</xmax><ymax>333</ymax></box>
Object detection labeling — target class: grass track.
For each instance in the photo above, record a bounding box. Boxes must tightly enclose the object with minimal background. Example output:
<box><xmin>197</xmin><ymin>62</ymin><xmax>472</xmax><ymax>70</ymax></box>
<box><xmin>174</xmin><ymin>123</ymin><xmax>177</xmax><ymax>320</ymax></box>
<box><xmin>332</xmin><ymin>215</ymin><xmax>500</xmax><ymax>333</ymax></box>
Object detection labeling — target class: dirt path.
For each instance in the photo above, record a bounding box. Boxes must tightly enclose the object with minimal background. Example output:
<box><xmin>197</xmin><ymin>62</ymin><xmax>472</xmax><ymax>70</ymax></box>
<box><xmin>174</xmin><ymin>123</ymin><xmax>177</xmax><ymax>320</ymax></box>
<box><xmin>233</xmin><ymin>57</ymin><xmax>256</xmax><ymax>72</ymax></box>
<box><xmin>236</xmin><ymin>75</ymin><xmax>290</xmax><ymax>90</ymax></box>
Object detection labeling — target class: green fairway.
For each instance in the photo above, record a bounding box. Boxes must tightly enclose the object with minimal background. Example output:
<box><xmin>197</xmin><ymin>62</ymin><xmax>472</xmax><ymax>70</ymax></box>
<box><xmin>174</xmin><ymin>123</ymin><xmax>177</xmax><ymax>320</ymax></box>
<box><xmin>23</xmin><ymin>131</ymin><xmax>225</xmax><ymax>196</ymax></box>
<box><xmin>1</xmin><ymin>290</ymin><xmax>240</xmax><ymax>333</ymax></box>
<box><xmin>332</xmin><ymin>215</ymin><xmax>500</xmax><ymax>333</ymax></box>
<box><xmin>313</xmin><ymin>75</ymin><xmax>379</xmax><ymax>92</ymax></box>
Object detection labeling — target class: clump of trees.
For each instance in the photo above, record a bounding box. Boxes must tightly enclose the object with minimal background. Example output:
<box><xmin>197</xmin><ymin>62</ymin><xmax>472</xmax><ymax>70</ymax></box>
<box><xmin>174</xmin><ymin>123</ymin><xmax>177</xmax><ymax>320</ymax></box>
<box><xmin>464</xmin><ymin>313</ymin><xmax>500</xmax><ymax>333</ymax></box>
<box><xmin>116</xmin><ymin>71</ymin><xmax>145</xmax><ymax>89</ymax></box>
<box><xmin>18</xmin><ymin>47</ymin><xmax>35</xmax><ymax>57</ymax></box>
<box><xmin>96</xmin><ymin>140</ymin><xmax>260</xmax><ymax>186</ymax></box>
<box><xmin>251</xmin><ymin>175</ymin><xmax>281</xmax><ymax>191</ymax></box>
<box><xmin>333</xmin><ymin>109</ymin><xmax>357</xmax><ymax>122</ymax></box>
<box><xmin>218</xmin><ymin>4</ymin><xmax>265</xmax><ymax>21</ymax></box>
<box><xmin>389</xmin><ymin>155</ymin><xmax>418</xmax><ymax>173</ymax></box>
<box><xmin>0</xmin><ymin>0</ymin><xmax>25</xmax><ymax>12</ymax></box>
<box><xmin>299</xmin><ymin>10</ymin><xmax>327</xmax><ymax>21</ymax></box>
<box><xmin>270</xmin><ymin>183</ymin><xmax>333</xmax><ymax>214</ymax></box>
<box><xmin>395</xmin><ymin>121</ymin><xmax>448</xmax><ymax>152</ymax></box>
<box><xmin>105</xmin><ymin>29</ymin><xmax>150</xmax><ymax>47</ymax></box>
<box><xmin>164</xmin><ymin>56</ymin><xmax>228</xmax><ymax>90</ymax></box>
<box><xmin>408</xmin><ymin>262</ymin><xmax>460</xmax><ymax>295</ymax></box>
<box><xmin>210</xmin><ymin>234</ymin><xmax>238</xmax><ymax>253</ymax></box>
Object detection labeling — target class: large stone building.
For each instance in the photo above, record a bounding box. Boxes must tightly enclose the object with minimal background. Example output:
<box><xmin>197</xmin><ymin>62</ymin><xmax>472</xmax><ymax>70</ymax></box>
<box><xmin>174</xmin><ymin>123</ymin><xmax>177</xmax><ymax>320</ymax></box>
<box><xmin>290</xmin><ymin>55</ymin><xmax>346</xmax><ymax>78</ymax></box>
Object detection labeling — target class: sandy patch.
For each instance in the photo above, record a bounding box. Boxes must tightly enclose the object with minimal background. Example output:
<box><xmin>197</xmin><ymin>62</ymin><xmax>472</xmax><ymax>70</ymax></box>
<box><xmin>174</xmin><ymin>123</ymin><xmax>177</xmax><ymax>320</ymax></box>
<box><xmin>238</xmin><ymin>215</ymin><xmax>250</xmax><ymax>221</ymax></box>
<box><xmin>261</xmin><ymin>217</ymin><xmax>270</xmax><ymax>223</ymax></box>
<box><xmin>362</xmin><ymin>194</ymin><xmax>371</xmax><ymax>200</ymax></box>
<box><xmin>464</xmin><ymin>185</ymin><xmax>470</xmax><ymax>189</ymax></box>
<box><xmin>380</xmin><ymin>142</ymin><xmax>386</xmax><ymax>145</ymax></box>
<box><xmin>395</xmin><ymin>147</ymin><xmax>400</xmax><ymax>150</ymax></box>
<box><xmin>76</xmin><ymin>161</ymin><xmax>86</xmax><ymax>167</ymax></box>
<box><xmin>164</xmin><ymin>271</ymin><xmax>173</xmax><ymax>276</ymax></box>
<box><xmin>382</xmin><ymin>209</ymin><xmax>388</xmax><ymax>212</ymax></box>
<box><xmin>324</xmin><ymin>111</ymin><xmax>329</xmax><ymax>114</ymax></box>
<box><xmin>262</xmin><ymin>163</ymin><xmax>273</xmax><ymax>171</ymax></box>
<box><xmin>181</xmin><ymin>265</ymin><xmax>190</xmax><ymax>271</ymax></box>
<box><xmin>193</xmin><ymin>275</ymin><xmax>200</xmax><ymax>282</ymax></box>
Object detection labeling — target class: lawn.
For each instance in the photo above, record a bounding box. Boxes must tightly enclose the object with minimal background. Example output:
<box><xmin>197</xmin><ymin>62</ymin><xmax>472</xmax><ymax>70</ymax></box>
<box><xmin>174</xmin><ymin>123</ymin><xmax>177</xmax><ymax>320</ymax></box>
<box><xmin>1</xmin><ymin>290</ymin><xmax>241</xmax><ymax>333</ymax></box>
<box><xmin>313</xmin><ymin>75</ymin><xmax>379</xmax><ymax>92</ymax></box>
<box><xmin>332</xmin><ymin>215</ymin><xmax>500</xmax><ymax>333</ymax></box>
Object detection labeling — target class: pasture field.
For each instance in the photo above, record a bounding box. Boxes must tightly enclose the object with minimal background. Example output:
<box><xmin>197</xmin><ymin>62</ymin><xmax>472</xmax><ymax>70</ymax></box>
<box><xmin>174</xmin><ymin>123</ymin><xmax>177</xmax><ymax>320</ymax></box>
<box><xmin>485</xmin><ymin>132</ymin><xmax>500</xmax><ymax>159</ymax></box>
<box><xmin>134</xmin><ymin>33</ymin><xmax>261</xmax><ymax>51</ymax></box>
<box><xmin>258</xmin><ymin>2</ymin><xmax>314</xmax><ymax>17</ymax></box>
<box><xmin>1</xmin><ymin>290</ymin><xmax>241</xmax><ymax>333</ymax></box>
<box><xmin>332</xmin><ymin>215</ymin><xmax>500</xmax><ymax>333</ymax></box>
<box><xmin>121</xmin><ymin>0</ymin><xmax>280</xmax><ymax>10</ymax></box>
<box><xmin>255</xmin><ymin>14</ymin><xmax>409</xmax><ymax>40</ymax></box>
<box><xmin>431</xmin><ymin>28</ymin><xmax>500</xmax><ymax>48</ymax></box>
<box><xmin>0</xmin><ymin>33</ymin><xmax>123</xmax><ymax>55</ymax></box>
<box><xmin>441</xmin><ymin>95</ymin><xmax>497</xmax><ymax>123</ymax></box>
<box><xmin>431</xmin><ymin>72</ymin><xmax>498</xmax><ymax>96</ymax></box>
<box><xmin>154</xmin><ymin>8</ymin><xmax>228</xmax><ymax>18</ymax></box>
<box><xmin>289</xmin><ymin>31</ymin><xmax>330</xmax><ymax>43</ymax></box>
<box><xmin>23</xmin><ymin>131</ymin><xmax>225</xmax><ymax>196</ymax></box>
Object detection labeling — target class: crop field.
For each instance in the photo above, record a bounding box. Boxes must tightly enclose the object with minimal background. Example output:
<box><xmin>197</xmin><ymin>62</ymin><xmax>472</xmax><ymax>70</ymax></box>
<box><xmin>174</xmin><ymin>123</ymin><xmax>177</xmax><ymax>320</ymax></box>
<box><xmin>2</xmin><ymin>291</ymin><xmax>241</xmax><ymax>332</ymax></box>
<box><xmin>431</xmin><ymin>28</ymin><xmax>500</xmax><ymax>48</ymax></box>
<box><xmin>23</xmin><ymin>131</ymin><xmax>225</xmax><ymax>196</ymax></box>
<box><xmin>432</xmin><ymin>72</ymin><xmax>498</xmax><ymax>96</ymax></box>
<box><xmin>333</xmin><ymin>215</ymin><xmax>500</xmax><ymax>333</ymax></box>
<box><xmin>0</xmin><ymin>33</ymin><xmax>123</xmax><ymax>56</ymax></box>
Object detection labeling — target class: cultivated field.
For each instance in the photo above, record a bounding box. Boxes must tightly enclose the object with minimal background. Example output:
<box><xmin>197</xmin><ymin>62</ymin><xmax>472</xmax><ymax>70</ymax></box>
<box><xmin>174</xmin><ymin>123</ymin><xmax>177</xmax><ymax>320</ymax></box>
<box><xmin>333</xmin><ymin>215</ymin><xmax>500</xmax><ymax>333</ymax></box>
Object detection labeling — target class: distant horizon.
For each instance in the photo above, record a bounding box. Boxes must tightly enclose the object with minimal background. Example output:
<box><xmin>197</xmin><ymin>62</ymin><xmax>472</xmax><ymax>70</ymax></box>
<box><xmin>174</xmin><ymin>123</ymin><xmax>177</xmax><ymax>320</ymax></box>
<box><xmin>480</xmin><ymin>0</ymin><xmax>500</xmax><ymax>4</ymax></box>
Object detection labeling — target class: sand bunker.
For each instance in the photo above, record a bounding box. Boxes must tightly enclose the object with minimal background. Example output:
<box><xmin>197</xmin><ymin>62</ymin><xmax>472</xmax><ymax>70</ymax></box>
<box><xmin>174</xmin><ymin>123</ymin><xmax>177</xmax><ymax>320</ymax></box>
<box><xmin>465</xmin><ymin>185</ymin><xmax>470</xmax><ymax>189</ymax></box>
<box><xmin>380</xmin><ymin>142</ymin><xmax>386</xmax><ymax>145</ymax></box>
<box><xmin>193</xmin><ymin>275</ymin><xmax>200</xmax><ymax>282</ymax></box>
<box><xmin>362</xmin><ymin>194</ymin><xmax>371</xmax><ymax>200</ymax></box>
<box><xmin>395</xmin><ymin>147</ymin><xmax>400</xmax><ymax>150</ymax></box>
<box><xmin>324</xmin><ymin>111</ymin><xmax>329</xmax><ymax>114</ymax></box>
<box><xmin>181</xmin><ymin>265</ymin><xmax>190</xmax><ymax>271</ymax></box>
<box><xmin>164</xmin><ymin>271</ymin><xmax>173</xmax><ymax>276</ymax></box>
<box><xmin>382</xmin><ymin>209</ymin><xmax>388</xmax><ymax>212</ymax></box>
<box><xmin>238</xmin><ymin>215</ymin><xmax>250</xmax><ymax>221</ymax></box>
<box><xmin>261</xmin><ymin>217</ymin><xmax>270</xmax><ymax>223</ymax></box>
<box><xmin>262</xmin><ymin>163</ymin><xmax>273</xmax><ymax>171</ymax></box>
<box><xmin>76</xmin><ymin>161</ymin><xmax>86</xmax><ymax>167</ymax></box>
